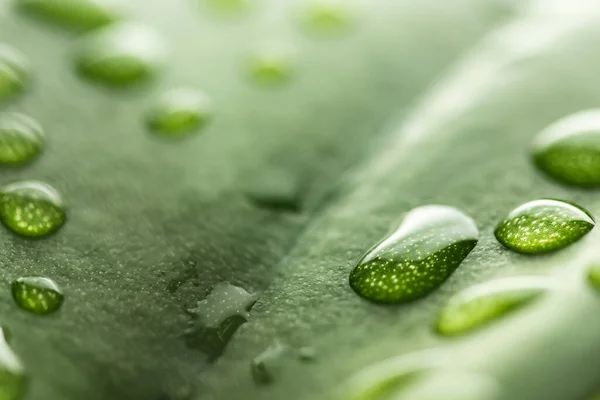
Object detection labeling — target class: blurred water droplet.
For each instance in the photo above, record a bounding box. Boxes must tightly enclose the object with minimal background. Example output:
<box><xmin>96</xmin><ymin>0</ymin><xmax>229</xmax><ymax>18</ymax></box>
<box><xmin>147</xmin><ymin>88</ymin><xmax>212</xmax><ymax>138</ymax></box>
<box><xmin>244</xmin><ymin>169</ymin><xmax>303</xmax><ymax>212</ymax></box>
<box><xmin>247</xmin><ymin>47</ymin><xmax>294</xmax><ymax>87</ymax></box>
<box><xmin>74</xmin><ymin>22</ymin><xmax>166</xmax><ymax>88</ymax></box>
<box><xmin>0</xmin><ymin>328</ymin><xmax>26</xmax><ymax>399</ymax></box>
<box><xmin>15</xmin><ymin>0</ymin><xmax>121</xmax><ymax>31</ymax></box>
<box><xmin>436</xmin><ymin>276</ymin><xmax>552</xmax><ymax>336</ymax></box>
<box><xmin>0</xmin><ymin>181</ymin><xmax>66</xmax><ymax>238</ymax></box>
<box><xmin>203</xmin><ymin>0</ymin><xmax>252</xmax><ymax>14</ymax></box>
<box><xmin>301</xmin><ymin>0</ymin><xmax>355</xmax><ymax>36</ymax></box>
<box><xmin>0</xmin><ymin>113</ymin><xmax>44</xmax><ymax>166</ymax></box>
<box><xmin>587</xmin><ymin>264</ymin><xmax>600</xmax><ymax>290</ymax></box>
<box><xmin>533</xmin><ymin>110</ymin><xmax>600</xmax><ymax>188</ymax></box>
<box><xmin>12</xmin><ymin>276</ymin><xmax>63</xmax><ymax>315</ymax></box>
<box><xmin>297</xmin><ymin>346</ymin><xmax>316</xmax><ymax>362</ymax></box>
<box><xmin>494</xmin><ymin>199</ymin><xmax>594</xmax><ymax>254</ymax></box>
<box><xmin>251</xmin><ymin>340</ymin><xmax>291</xmax><ymax>385</ymax></box>
<box><xmin>349</xmin><ymin>205</ymin><xmax>478</xmax><ymax>304</ymax></box>
<box><xmin>0</xmin><ymin>44</ymin><xmax>29</xmax><ymax>103</ymax></box>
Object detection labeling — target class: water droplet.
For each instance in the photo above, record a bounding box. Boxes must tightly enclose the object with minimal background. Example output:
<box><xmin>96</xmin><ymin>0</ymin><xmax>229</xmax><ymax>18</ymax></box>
<box><xmin>247</xmin><ymin>48</ymin><xmax>294</xmax><ymax>87</ymax></box>
<box><xmin>297</xmin><ymin>346</ymin><xmax>316</xmax><ymax>362</ymax></box>
<box><xmin>147</xmin><ymin>89</ymin><xmax>212</xmax><ymax>138</ymax></box>
<box><xmin>301</xmin><ymin>0</ymin><xmax>355</xmax><ymax>36</ymax></box>
<box><xmin>0</xmin><ymin>181</ymin><xmax>66</xmax><ymax>238</ymax></box>
<box><xmin>436</xmin><ymin>276</ymin><xmax>553</xmax><ymax>336</ymax></box>
<box><xmin>587</xmin><ymin>264</ymin><xmax>600</xmax><ymax>290</ymax></box>
<box><xmin>15</xmin><ymin>0</ymin><xmax>121</xmax><ymax>31</ymax></box>
<box><xmin>251</xmin><ymin>340</ymin><xmax>291</xmax><ymax>385</ymax></box>
<box><xmin>349</xmin><ymin>205</ymin><xmax>478</xmax><ymax>304</ymax></box>
<box><xmin>244</xmin><ymin>169</ymin><xmax>303</xmax><ymax>212</ymax></box>
<box><xmin>12</xmin><ymin>276</ymin><xmax>64</xmax><ymax>315</ymax></box>
<box><xmin>183</xmin><ymin>283</ymin><xmax>257</xmax><ymax>361</ymax></box>
<box><xmin>532</xmin><ymin>110</ymin><xmax>600</xmax><ymax>187</ymax></box>
<box><xmin>0</xmin><ymin>44</ymin><xmax>29</xmax><ymax>103</ymax></box>
<box><xmin>0</xmin><ymin>113</ymin><xmax>44</xmax><ymax>166</ymax></box>
<box><xmin>494</xmin><ymin>199</ymin><xmax>594</xmax><ymax>254</ymax></box>
<box><xmin>74</xmin><ymin>22</ymin><xmax>166</xmax><ymax>88</ymax></box>
<box><xmin>0</xmin><ymin>328</ymin><xmax>26</xmax><ymax>399</ymax></box>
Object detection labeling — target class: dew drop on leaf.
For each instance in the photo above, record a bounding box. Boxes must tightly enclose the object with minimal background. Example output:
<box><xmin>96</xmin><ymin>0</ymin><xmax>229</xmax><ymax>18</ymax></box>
<box><xmin>0</xmin><ymin>327</ymin><xmax>26</xmax><ymax>399</ymax></box>
<box><xmin>349</xmin><ymin>205</ymin><xmax>478</xmax><ymax>304</ymax></box>
<box><xmin>147</xmin><ymin>89</ymin><xmax>212</xmax><ymax>138</ymax></box>
<box><xmin>14</xmin><ymin>0</ymin><xmax>121</xmax><ymax>32</ymax></box>
<box><xmin>436</xmin><ymin>276</ymin><xmax>553</xmax><ymax>336</ymax></box>
<box><xmin>297</xmin><ymin>346</ymin><xmax>316</xmax><ymax>362</ymax></box>
<box><xmin>0</xmin><ymin>181</ymin><xmax>66</xmax><ymax>238</ymax></box>
<box><xmin>250</xmin><ymin>340</ymin><xmax>291</xmax><ymax>385</ymax></box>
<box><xmin>494</xmin><ymin>199</ymin><xmax>594</xmax><ymax>254</ymax></box>
<box><xmin>0</xmin><ymin>113</ymin><xmax>44</xmax><ymax>166</ymax></box>
<box><xmin>532</xmin><ymin>110</ymin><xmax>600</xmax><ymax>188</ymax></box>
<box><xmin>244</xmin><ymin>169</ymin><xmax>303</xmax><ymax>212</ymax></box>
<box><xmin>0</xmin><ymin>44</ymin><xmax>29</xmax><ymax>103</ymax></box>
<box><xmin>74</xmin><ymin>22</ymin><xmax>166</xmax><ymax>88</ymax></box>
<box><xmin>12</xmin><ymin>276</ymin><xmax>64</xmax><ymax>315</ymax></box>
<box><xmin>247</xmin><ymin>48</ymin><xmax>294</xmax><ymax>87</ymax></box>
<box><xmin>300</xmin><ymin>0</ymin><xmax>355</xmax><ymax>36</ymax></box>
<box><xmin>586</xmin><ymin>264</ymin><xmax>600</xmax><ymax>290</ymax></box>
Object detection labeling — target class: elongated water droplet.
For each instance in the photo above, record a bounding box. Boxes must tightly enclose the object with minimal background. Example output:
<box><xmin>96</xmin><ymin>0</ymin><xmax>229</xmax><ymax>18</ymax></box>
<box><xmin>247</xmin><ymin>48</ymin><xmax>294</xmax><ymax>87</ymax></box>
<box><xmin>251</xmin><ymin>340</ymin><xmax>291</xmax><ymax>385</ymax></box>
<box><xmin>0</xmin><ymin>328</ymin><xmax>26</xmax><ymax>399</ymax></box>
<box><xmin>184</xmin><ymin>283</ymin><xmax>257</xmax><ymax>361</ymax></box>
<box><xmin>12</xmin><ymin>276</ymin><xmax>63</xmax><ymax>315</ymax></box>
<box><xmin>0</xmin><ymin>44</ymin><xmax>29</xmax><ymax>103</ymax></box>
<box><xmin>436</xmin><ymin>276</ymin><xmax>553</xmax><ymax>336</ymax></box>
<box><xmin>0</xmin><ymin>181</ymin><xmax>66</xmax><ymax>238</ymax></box>
<box><xmin>301</xmin><ymin>0</ymin><xmax>355</xmax><ymax>36</ymax></box>
<box><xmin>147</xmin><ymin>89</ymin><xmax>212</xmax><ymax>138</ymax></box>
<box><xmin>349</xmin><ymin>205</ymin><xmax>478</xmax><ymax>304</ymax></box>
<box><xmin>74</xmin><ymin>23</ymin><xmax>166</xmax><ymax>88</ymax></box>
<box><xmin>494</xmin><ymin>199</ymin><xmax>594</xmax><ymax>254</ymax></box>
<box><xmin>532</xmin><ymin>110</ymin><xmax>600</xmax><ymax>188</ymax></box>
<box><xmin>0</xmin><ymin>113</ymin><xmax>44</xmax><ymax>166</ymax></box>
<box><xmin>15</xmin><ymin>0</ymin><xmax>121</xmax><ymax>31</ymax></box>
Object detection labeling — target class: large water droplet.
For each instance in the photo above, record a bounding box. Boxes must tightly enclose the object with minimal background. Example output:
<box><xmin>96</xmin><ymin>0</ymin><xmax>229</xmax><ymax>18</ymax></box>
<box><xmin>74</xmin><ymin>22</ymin><xmax>166</xmax><ymax>88</ymax></box>
<box><xmin>247</xmin><ymin>48</ymin><xmax>294</xmax><ymax>87</ymax></box>
<box><xmin>15</xmin><ymin>0</ymin><xmax>121</xmax><ymax>31</ymax></box>
<box><xmin>0</xmin><ymin>328</ymin><xmax>26</xmax><ymax>399</ymax></box>
<box><xmin>532</xmin><ymin>110</ymin><xmax>600</xmax><ymax>188</ymax></box>
<box><xmin>494</xmin><ymin>199</ymin><xmax>594</xmax><ymax>254</ymax></box>
<box><xmin>0</xmin><ymin>181</ymin><xmax>66</xmax><ymax>238</ymax></box>
<box><xmin>250</xmin><ymin>340</ymin><xmax>291</xmax><ymax>385</ymax></box>
<box><xmin>147</xmin><ymin>89</ymin><xmax>212</xmax><ymax>138</ymax></box>
<box><xmin>300</xmin><ymin>0</ymin><xmax>355</xmax><ymax>36</ymax></box>
<box><xmin>0</xmin><ymin>113</ymin><xmax>44</xmax><ymax>166</ymax></box>
<box><xmin>183</xmin><ymin>283</ymin><xmax>257</xmax><ymax>361</ymax></box>
<box><xmin>0</xmin><ymin>44</ymin><xmax>29</xmax><ymax>103</ymax></box>
<box><xmin>349</xmin><ymin>205</ymin><xmax>478</xmax><ymax>304</ymax></box>
<box><xmin>12</xmin><ymin>276</ymin><xmax>64</xmax><ymax>315</ymax></box>
<box><xmin>436</xmin><ymin>276</ymin><xmax>552</xmax><ymax>336</ymax></box>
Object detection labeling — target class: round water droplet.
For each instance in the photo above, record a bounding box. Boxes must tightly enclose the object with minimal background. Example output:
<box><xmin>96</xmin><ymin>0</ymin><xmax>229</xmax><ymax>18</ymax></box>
<box><xmin>247</xmin><ymin>49</ymin><xmax>294</xmax><ymax>87</ymax></box>
<box><xmin>0</xmin><ymin>44</ymin><xmax>29</xmax><ymax>103</ymax></box>
<box><xmin>494</xmin><ymin>199</ymin><xmax>594</xmax><ymax>254</ymax></box>
<box><xmin>12</xmin><ymin>276</ymin><xmax>64</xmax><ymax>315</ymax></box>
<box><xmin>436</xmin><ymin>276</ymin><xmax>553</xmax><ymax>336</ymax></box>
<box><xmin>0</xmin><ymin>113</ymin><xmax>44</xmax><ymax>166</ymax></box>
<box><xmin>15</xmin><ymin>0</ymin><xmax>121</xmax><ymax>31</ymax></box>
<box><xmin>0</xmin><ymin>181</ymin><xmax>66</xmax><ymax>238</ymax></box>
<box><xmin>532</xmin><ymin>110</ymin><xmax>600</xmax><ymax>188</ymax></box>
<box><xmin>74</xmin><ymin>22</ymin><xmax>166</xmax><ymax>88</ymax></box>
<box><xmin>301</xmin><ymin>0</ymin><xmax>355</xmax><ymax>36</ymax></box>
<box><xmin>147</xmin><ymin>89</ymin><xmax>212</xmax><ymax>138</ymax></box>
<box><xmin>349</xmin><ymin>205</ymin><xmax>478</xmax><ymax>304</ymax></box>
<box><xmin>0</xmin><ymin>327</ymin><xmax>26</xmax><ymax>399</ymax></box>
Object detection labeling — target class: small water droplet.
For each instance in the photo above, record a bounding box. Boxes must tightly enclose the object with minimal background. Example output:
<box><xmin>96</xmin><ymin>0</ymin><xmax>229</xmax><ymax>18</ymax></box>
<box><xmin>0</xmin><ymin>44</ymin><xmax>29</xmax><ymax>103</ymax></box>
<box><xmin>244</xmin><ymin>169</ymin><xmax>303</xmax><ymax>212</ymax></box>
<box><xmin>494</xmin><ymin>199</ymin><xmax>594</xmax><ymax>254</ymax></box>
<box><xmin>436</xmin><ymin>276</ymin><xmax>553</xmax><ymax>336</ymax></box>
<box><xmin>0</xmin><ymin>181</ymin><xmax>66</xmax><ymax>238</ymax></box>
<box><xmin>147</xmin><ymin>89</ymin><xmax>212</xmax><ymax>138</ymax></box>
<box><xmin>0</xmin><ymin>328</ymin><xmax>26</xmax><ymax>399</ymax></box>
<box><xmin>12</xmin><ymin>276</ymin><xmax>64</xmax><ymax>315</ymax></box>
<box><xmin>74</xmin><ymin>22</ymin><xmax>166</xmax><ymax>88</ymax></box>
<box><xmin>297</xmin><ymin>346</ymin><xmax>316</xmax><ymax>362</ymax></box>
<box><xmin>532</xmin><ymin>110</ymin><xmax>600</xmax><ymax>187</ymax></box>
<box><xmin>301</xmin><ymin>0</ymin><xmax>355</xmax><ymax>36</ymax></box>
<box><xmin>0</xmin><ymin>113</ymin><xmax>44</xmax><ymax>166</ymax></box>
<box><xmin>586</xmin><ymin>264</ymin><xmax>600</xmax><ymax>290</ymax></box>
<box><xmin>251</xmin><ymin>340</ymin><xmax>291</xmax><ymax>385</ymax></box>
<box><xmin>15</xmin><ymin>0</ymin><xmax>121</xmax><ymax>31</ymax></box>
<box><xmin>349</xmin><ymin>205</ymin><xmax>478</xmax><ymax>304</ymax></box>
<box><xmin>183</xmin><ymin>283</ymin><xmax>257</xmax><ymax>361</ymax></box>
<box><xmin>247</xmin><ymin>48</ymin><xmax>294</xmax><ymax>87</ymax></box>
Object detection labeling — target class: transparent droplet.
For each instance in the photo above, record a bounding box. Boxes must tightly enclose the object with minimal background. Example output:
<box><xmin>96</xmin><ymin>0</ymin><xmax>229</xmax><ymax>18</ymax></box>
<box><xmin>250</xmin><ymin>340</ymin><xmax>291</xmax><ymax>385</ymax></box>
<box><xmin>244</xmin><ymin>169</ymin><xmax>303</xmax><ymax>212</ymax></box>
<box><xmin>494</xmin><ymin>199</ymin><xmax>594</xmax><ymax>254</ymax></box>
<box><xmin>436</xmin><ymin>276</ymin><xmax>553</xmax><ymax>336</ymax></box>
<box><xmin>300</xmin><ymin>0</ymin><xmax>355</xmax><ymax>36</ymax></box>
<box><xmin>532</xmin><ymin>110</ymin><xmax>600</xmax><ymax>187</ymax></box>
<box><xmin>147</xmin><ymin>89</ymin><xmax>212</xmax><ymax>138</ymax></box>
<box><xmin>15</xmin><ymin>0</ymin><xmax>121</xmax><ymax>32</ymax></box>
<box><xmin>0</xmin><ymin>113</ymin><xmax>44</xmax><ymax>166</ymax></box>
<box><xmin>0</xmin><ymin>181</ymin><xmax>66</xmax><ymax>238</ymax></box>
<box><xmin>0</xmin><ymin>328</ymin><xmax>26</xmax><ymax>399</ymax></box>
<box><xmin>349</xmin><ymin>205</ymin><xmax>478</xmax><ymax>304</ymax></box>
<box><xmin>183</xmin><ymin>283</ymin><xmax>257</xmax><ymax>361</ymax></box>
<box><xmin>297</xmin><ymin>346</ymin><xmax>316</xmax><ymax>362</ymax></box>
<box><xmin>0</xmin><ymin>44</ymin><xmax>29</xmax><ymax>103</ymax></box>
<box><xmin>247</xmin><ymin>48</ymin><xmax>294</xmax><ymax>87</ymax></box>
<box><xmin>12</xmin><ymin>276</ymin><xmax>63</xmax><ymax>315</ymax></box>
<box><xmin>74</xmin><ymin>22</ymin><xmax>166</xmax><ymax>88</ymax></box>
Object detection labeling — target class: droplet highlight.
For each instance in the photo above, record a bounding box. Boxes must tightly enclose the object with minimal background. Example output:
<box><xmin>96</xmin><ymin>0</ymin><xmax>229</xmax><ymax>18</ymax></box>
<box><xmin>349</xmin><ymin>205</ymin><xmax>478</xmax><ymax>304</ymax></box>
<box><xmin>0</xmin><ymin>181</ymin><xmax>66</xmax><ymax>238</ymax></box>
<box><xmin>436</xmin><ymin>276</ymin><xmax>552</xmax><ymax>336</ymax></box>
<box><xmin>0</xmin><ymin>328</ymin><xmax>26</xmax><ymax>399</ymax></box>
<box><xmin>301</xmin><ymin>0</ymin><xmax>355</xmax><ymax>36</ymax></box>
<box><xmin>532</xmin><ymin>110</ymin><xmax>600</xmax><ymax>187</ymax></box>
<box><xmin>147</xmin><ymin>89</ymin><xmax>212</xmax><ymax>138</ymax></box>
<box><xmin>74</xmin><ymin>23</ymin><xmax>166</xmax><ymax>88</ymax></box>
<box><xmin>494</xmin><ymin>199</ymin><xmax>594</xmax><ymax>254</ymax></box>
<box><xmin>12</xmin><ymin>276</ymin><xmax>64</xmax><ymax>315</ymax></box>
<box><xmin>0</xmin><ymin>44</ymin><xmax>29</xmax><ymax>103</ymax></box>
<box><xmin>15</xmin><ymin>0</ymin><xmax>121</xmax><ymax>31</ymax></box>
<box><xmin>0</xmin><ymin>113</ymin><xmax>44</xmax><ymax>166</ymax></box>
